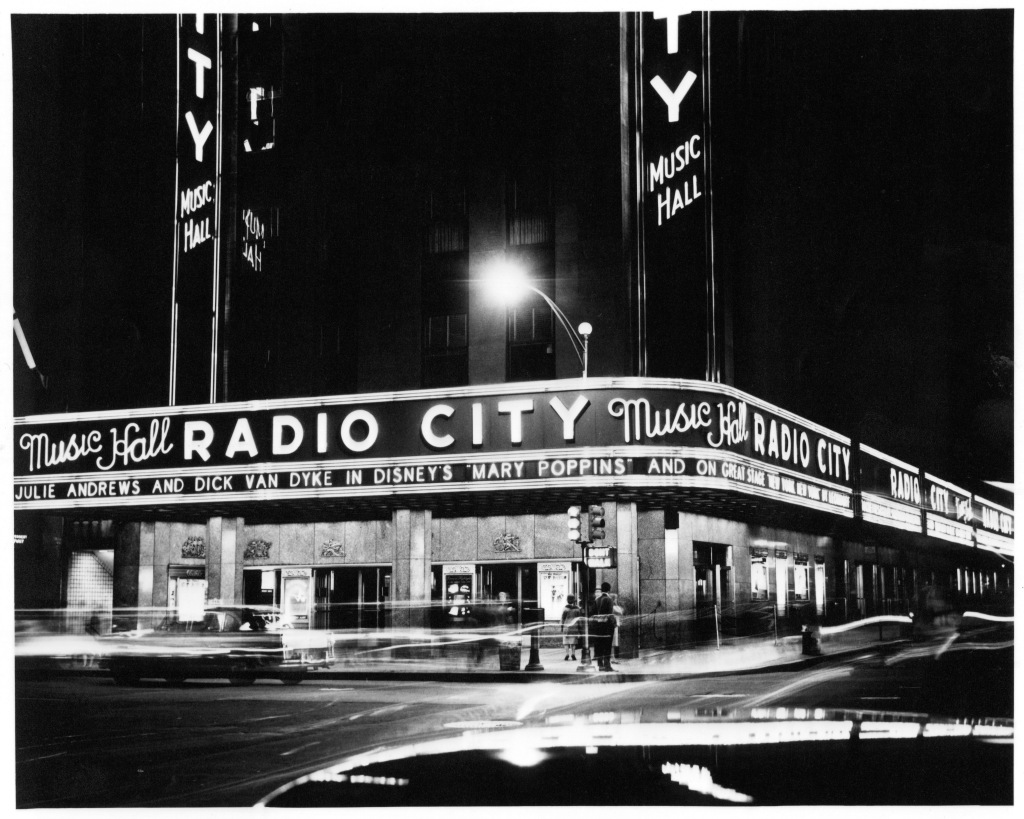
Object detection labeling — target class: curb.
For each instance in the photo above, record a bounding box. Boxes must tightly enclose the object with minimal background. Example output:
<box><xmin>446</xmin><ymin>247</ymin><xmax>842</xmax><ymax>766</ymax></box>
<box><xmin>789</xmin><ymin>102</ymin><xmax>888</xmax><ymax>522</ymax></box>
<box><xmin>17</xmin><ymin>640</ymin><xmax>910</xmax><ymax>685</ymax></box>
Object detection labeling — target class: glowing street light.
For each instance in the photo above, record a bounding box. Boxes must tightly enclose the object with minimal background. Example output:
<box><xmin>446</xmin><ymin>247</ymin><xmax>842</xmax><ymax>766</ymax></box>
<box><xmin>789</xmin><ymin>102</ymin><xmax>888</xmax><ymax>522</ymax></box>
<box><xmin>485</xmin><ymin>260</ymin><xmax>593</xmax><ymax>378</ymax></box>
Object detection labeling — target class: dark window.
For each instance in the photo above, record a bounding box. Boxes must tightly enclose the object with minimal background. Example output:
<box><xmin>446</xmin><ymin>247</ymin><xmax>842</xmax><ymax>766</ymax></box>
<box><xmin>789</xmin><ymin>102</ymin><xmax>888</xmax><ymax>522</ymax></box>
<box><xmin>504</xmin><ymin>239</ymin><xmax>556</xmax><ymax>382</ymax></box>
<box><xmin>507</xmin><ymin>167</ymin><xmax>553</xmax><ymax>246</ymax></box>
<box><xmin>424</xmin><ymin>313</ymin><xmax>468</xmax><ymax>389</ymax></box>
<box><xmin>426</xmin><ymin>314</ymin><xmax>468</xmax><ymax>350</ymax></box>
<box><xmin>507</xmin><ymin>300</ymin><xmax>555</xmax><ymax>382</ymax></box>
<box><xmin>421</xmin><ymin>186</ymin><xmax>469</xmax><ymax>388</ymax></box>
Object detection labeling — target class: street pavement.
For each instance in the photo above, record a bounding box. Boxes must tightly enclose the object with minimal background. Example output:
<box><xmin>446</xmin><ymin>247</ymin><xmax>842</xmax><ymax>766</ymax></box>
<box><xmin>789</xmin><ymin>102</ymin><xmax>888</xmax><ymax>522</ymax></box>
<box><xmin>24</xmin><ymin>619</ymin><xmax>916</xmax><ymax>684</ymax></box>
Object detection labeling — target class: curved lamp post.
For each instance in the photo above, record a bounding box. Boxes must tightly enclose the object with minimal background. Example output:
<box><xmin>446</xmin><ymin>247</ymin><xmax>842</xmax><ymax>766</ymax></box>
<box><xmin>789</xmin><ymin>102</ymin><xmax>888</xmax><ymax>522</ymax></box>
<box><xmin>487</xmin><ymin>260</ymin><xmax>597</xmax><ymax>671</ymax></box>
<box><xmin>486</xmin><ymin>260</ymin><xmax>592</xmax><ymax>378</ymax></box>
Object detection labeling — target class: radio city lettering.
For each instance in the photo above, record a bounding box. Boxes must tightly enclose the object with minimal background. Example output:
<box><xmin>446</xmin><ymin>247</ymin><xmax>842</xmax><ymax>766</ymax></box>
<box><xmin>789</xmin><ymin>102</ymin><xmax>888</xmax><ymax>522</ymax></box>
<box><xmin>16</xmin><ymin>390</ymin><xmax>854</xmax><ymax>486</ymax></box>
<box><xmin>610</xmin><ymin>397</ymin><xmax>850</xmax><ymax>482</ymax></box>
<box><xmin>13</xmin><ymin>384</ymin><xmax>862</xmax><ymax>516</ymax></box>
<box><xmin>928</xmin><ymin>484</ymin><xmax>972</xmax><ymax>523</ymax></box>
<box><xmin>178</xmin><ymin>16</ymin><xmax>216</xmax><ymax>255</ymax></box>
<box><xmin>648</xmin><ymin>11</ymin><xmax>696</xmax><ymax>122</ymax></box>
<box><xmin>184</xmin><ymin>20</ymin><xmax>214</xmax><ymax>161</ymax></box>
<box><xmin>890</xmin><ymin>468</ymin><xmax>921</xmax><ymax>505</ymax></box>
<box><xmin>646</xmin><ymin>12</ymin><xmax>705</xmax><ymax>229</ymax></box>
<box><xmin>981</xmin><ymin>506</ymin><xmax>1014</xmax><ymax>537</ymax></box>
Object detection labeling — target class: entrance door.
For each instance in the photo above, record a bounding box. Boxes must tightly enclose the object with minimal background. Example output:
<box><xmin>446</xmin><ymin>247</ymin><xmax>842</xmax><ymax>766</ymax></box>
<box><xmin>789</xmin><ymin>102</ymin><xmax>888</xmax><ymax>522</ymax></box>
<box><xmin>694</xmin><ymin>544</ymin><xmax>730</xmax><ymax>640</ymax></box>
<box><xmin>313</xmin><ymin>567</ymin><xmax>390</xmax><ymax>631</ymax></box>
<box><xmin>169</xmin><ymin>576</ymin><xmax>207</xmax><ymax>622</ymax></box>
<box><xmin>814</xmin><ymin>563</ymin><xmax>826</xmax><ymax>617</ymax></box>
<box><xmin>314</xmin><ymin>569</ymin><xmax>358</xmax><ymax>631</ymax></box>
<box><xmin>362</xmin><ymin>568</ymin><xmax>390</xmax><ymax>631</ymax></box>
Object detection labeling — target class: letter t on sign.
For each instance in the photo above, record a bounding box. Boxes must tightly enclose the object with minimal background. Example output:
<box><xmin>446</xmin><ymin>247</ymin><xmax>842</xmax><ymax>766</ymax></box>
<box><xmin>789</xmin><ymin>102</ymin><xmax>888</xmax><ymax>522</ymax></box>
<box><xmin>653</xmin><ymin>12</ymin><xmax>684</xmax><ymax>54</ymax></box>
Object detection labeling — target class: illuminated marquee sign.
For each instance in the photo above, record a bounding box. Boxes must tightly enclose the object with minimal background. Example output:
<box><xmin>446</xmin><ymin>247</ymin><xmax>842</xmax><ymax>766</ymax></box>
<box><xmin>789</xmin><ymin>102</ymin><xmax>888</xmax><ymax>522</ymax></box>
<box><xmin>923</xmin><ymin>473</ymin><xmax>973</xmax><ymax>546</ymax></box>
<box><xmin>973</xmin><ymin>495</ymin><xmax>1014</xmax><ymax>556</ymax></box>
<box><xmin>858</xmin><ymin>444</ymin><xmax>923</xmax><ymax>534</ymax></box>
<box><xmin>13</xmin><ymin>379</ymin><xmax>854</xmax><ymax>517</ymax></box>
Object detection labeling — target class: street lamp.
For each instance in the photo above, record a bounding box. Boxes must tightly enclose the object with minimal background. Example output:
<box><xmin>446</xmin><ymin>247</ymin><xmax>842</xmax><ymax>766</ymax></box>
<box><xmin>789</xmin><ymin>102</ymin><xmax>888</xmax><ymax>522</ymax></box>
<box><xmin>486</xmin><ymin>260</ymin><xmax>592</xmax><ymax>378</ymax></box>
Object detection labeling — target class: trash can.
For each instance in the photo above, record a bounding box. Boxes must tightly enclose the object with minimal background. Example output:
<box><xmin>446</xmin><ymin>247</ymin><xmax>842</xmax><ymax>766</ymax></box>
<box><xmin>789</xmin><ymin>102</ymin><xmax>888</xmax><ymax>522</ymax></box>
<box><xmin>801</xmin><ymin>625</ymin><xmax>822</xmax><ymax>656</ymax></box>
<box><xmin>498</xmin><ymin>638</ymin><xmax>522</xmax><ymax>671</ymax></box>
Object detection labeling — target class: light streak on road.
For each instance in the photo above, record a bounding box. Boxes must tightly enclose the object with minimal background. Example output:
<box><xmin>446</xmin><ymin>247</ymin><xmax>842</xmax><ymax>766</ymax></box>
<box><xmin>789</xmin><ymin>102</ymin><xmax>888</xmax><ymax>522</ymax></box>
<box><xmin>738</xmin><ymin>665</ymin><xmax>853</xmax><ymax>709</ymax></box>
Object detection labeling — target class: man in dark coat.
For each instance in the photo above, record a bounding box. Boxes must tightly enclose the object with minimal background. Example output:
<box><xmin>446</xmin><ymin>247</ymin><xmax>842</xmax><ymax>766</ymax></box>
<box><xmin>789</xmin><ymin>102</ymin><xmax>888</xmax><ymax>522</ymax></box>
<box><xmin>592</xmin><ymin>582</ymin><xmax>616</xmax><ymax>671</ymax></box>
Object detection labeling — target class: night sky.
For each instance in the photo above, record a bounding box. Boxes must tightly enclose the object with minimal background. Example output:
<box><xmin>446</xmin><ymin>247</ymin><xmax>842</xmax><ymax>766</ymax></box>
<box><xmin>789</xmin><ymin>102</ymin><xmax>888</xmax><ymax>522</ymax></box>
<box><xmin>9</xmin><ymin>10</ymin><xmax>1014</xmax><ymax>488</ymax></box>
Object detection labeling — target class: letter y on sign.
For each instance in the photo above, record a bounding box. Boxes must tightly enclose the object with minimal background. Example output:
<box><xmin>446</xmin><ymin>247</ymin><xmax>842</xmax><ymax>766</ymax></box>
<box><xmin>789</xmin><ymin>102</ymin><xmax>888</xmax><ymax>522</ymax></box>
<box><xmin>650</xmin><ymin>72</ymin><xmax>697</xmax><ymax>123</ymax></box>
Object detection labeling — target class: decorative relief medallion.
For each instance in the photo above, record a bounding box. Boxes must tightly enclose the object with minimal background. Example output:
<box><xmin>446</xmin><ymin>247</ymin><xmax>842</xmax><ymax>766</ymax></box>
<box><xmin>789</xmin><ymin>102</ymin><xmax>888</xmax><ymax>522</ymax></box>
<box><xmin>320</xmin><ymin>539</ymin><xmax>345</xmax><ymax>559</ymax></box>
<box><xmin>181</xmin><ymin>535</ymin><xmax>206</xmax><ymax>559</ymax></box>
<box><xmin>493</xmin><ymin>532</ymin><xmax>521</xmax><ymax>553</ymax></box>
<box><xmin>244</xmin><ymin>538</ymin><xmax>272</xmax><ymax>561</ymax></box>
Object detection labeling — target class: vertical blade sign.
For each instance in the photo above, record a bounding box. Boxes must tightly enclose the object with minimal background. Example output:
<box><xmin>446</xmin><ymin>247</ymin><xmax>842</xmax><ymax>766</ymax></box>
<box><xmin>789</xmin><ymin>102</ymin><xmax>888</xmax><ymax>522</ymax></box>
<box><xmin>172</xmin><ymin>14</ymin><xmax>221</xmax><ymax>405</ymax></box>
<box><xmin>639</xmin><ymin>12</ymin><xmax>712</xmax><ymax>380</ymax></box>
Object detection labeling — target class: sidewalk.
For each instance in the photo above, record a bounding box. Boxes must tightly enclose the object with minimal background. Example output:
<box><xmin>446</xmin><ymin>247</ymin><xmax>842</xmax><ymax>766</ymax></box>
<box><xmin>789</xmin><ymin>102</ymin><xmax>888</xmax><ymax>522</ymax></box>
<box><xmin>304</xmin><ymin>622</ymin><xmax>911</xmax><ymax>683</ymax></box>
<box><xmin>26</xmin><ymin>622</ymin><xmax>912</xmax><ymax>684</ymax></box>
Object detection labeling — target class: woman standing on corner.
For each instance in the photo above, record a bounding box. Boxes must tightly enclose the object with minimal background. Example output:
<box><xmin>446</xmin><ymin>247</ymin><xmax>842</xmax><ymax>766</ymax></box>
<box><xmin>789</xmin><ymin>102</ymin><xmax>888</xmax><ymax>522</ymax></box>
<box><xmin>560</xmin><ymin>595</ymin><xmax>581</xmax><ymax>661</ymax></box>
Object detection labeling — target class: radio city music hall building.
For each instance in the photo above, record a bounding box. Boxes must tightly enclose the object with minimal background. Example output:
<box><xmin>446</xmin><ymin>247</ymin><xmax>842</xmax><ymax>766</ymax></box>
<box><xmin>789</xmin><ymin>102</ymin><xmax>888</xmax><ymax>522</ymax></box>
<box><xmin>12</xmin><ymin>13</ymin><xmax>1013</xmax><ymax>655</ymax></box>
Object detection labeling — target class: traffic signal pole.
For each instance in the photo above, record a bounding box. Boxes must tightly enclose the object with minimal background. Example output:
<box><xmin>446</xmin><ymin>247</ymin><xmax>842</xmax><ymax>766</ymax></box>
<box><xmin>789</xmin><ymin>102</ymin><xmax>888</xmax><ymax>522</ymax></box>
<box><xmin>568</xmin><ymin>504</ymin><xmax>597</xmax><ymax>673</ymax></box>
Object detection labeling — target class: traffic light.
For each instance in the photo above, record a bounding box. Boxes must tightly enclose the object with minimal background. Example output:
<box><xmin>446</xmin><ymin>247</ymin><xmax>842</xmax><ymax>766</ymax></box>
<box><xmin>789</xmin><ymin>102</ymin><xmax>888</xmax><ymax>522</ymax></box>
<box><xmin>567</xmin><ymin>505</ymin><xmax>582</xmax><ymax>541</ymax></box>
<box><xmin>589</xmin><ymin>505</ymin><xmax>606</xmax><ymax>540</ymax></box>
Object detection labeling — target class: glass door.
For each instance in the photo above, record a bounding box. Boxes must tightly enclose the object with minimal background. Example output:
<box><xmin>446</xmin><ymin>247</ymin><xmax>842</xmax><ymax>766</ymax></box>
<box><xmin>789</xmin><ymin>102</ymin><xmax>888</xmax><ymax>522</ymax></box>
<box><xmin>282</xmin><ymin>572</ymin><xmax>311</xmax><ymax>628</ymax></box>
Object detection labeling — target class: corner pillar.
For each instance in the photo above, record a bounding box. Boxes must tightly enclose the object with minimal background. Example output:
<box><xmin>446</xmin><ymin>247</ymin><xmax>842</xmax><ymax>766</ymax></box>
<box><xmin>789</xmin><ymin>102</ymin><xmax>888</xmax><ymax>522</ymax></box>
<box><xmin>392</xmin><ymin>508</ymin><xmax>432</xmax><ymax>630</ymax></box>
<box><xmin>206</xmin><ymin>517</ymin><xmax>244</xmax><ymax>605</ymax></box>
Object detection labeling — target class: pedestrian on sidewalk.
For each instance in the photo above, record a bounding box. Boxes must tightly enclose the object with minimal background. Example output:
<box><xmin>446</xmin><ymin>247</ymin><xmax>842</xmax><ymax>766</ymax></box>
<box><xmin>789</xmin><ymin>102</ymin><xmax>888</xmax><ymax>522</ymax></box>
<box><xmin>592</xmin><ymin>582</ymin><xmax>617</xmax><ymax>671</ymax></box>
<box><xmin>611</xmin><ymin>593</ymin><xmax>624</xmax><ymax>664</ymax></box>
<box><xmin>560</xmin><ymin>595</ymin><xmax>581</xmax><ymax>661</ymax></box>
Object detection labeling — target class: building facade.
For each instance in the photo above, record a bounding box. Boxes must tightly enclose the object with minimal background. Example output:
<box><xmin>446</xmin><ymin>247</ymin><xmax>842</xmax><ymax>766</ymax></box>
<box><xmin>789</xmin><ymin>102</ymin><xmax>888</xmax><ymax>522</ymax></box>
<box><xmin>12</xmin><ymin>12</ymin><xmax>1014</xmax><ymax>652</ymax></box>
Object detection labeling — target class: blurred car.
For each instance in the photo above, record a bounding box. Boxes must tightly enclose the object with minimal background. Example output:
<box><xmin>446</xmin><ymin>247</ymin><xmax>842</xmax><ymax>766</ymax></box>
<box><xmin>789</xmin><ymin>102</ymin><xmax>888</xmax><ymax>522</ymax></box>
<box><xmin>102</xmin><ymin>605</ymin><xmax>333</xmax><ymax>685</ymax></box>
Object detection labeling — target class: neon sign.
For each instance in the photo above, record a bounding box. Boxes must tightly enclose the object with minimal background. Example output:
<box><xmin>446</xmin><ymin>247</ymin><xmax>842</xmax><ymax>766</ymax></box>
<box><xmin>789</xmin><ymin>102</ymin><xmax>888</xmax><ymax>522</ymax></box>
<box><xmin>14</xmin><ymin>379</ymin><xmax>854</xmax><ymax>516</ymax></box>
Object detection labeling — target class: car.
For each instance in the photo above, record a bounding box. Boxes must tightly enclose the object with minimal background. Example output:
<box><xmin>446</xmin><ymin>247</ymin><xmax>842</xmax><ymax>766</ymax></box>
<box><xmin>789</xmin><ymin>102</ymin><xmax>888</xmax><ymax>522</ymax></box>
<box><xmin>102</xmin><ymin>605</ymin><xmax>334</xmax><ymax>685</ymax></box>
<box><xmin>256</xmin><ymin>707</ymin><xmax>1014</xmax><ymax>806</ymax></box>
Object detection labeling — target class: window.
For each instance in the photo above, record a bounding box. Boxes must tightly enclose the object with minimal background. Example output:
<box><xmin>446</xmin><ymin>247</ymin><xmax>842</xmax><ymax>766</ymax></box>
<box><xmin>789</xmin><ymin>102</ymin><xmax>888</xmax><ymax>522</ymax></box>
<box><xmin>424</xmin><ymin>313</ymin><xmax>468</xmax><ymax>388</ymax></box>
<box><xmin>423</xmin><ymin>187</ymin><xmax>467</xmax><ymax>254</ymax></box>
<box><xmin>793</xmin><ymin>564</ymin><xmax>809</xmax><ymax>600</ymax></box>
<box><xmin>751</xmin><ymin>557</ymin><xmax>769</xmax><ymax>600</ymax></box>
<box><xmin>507</xmin><ymin>168</ymin><xmax>553</xmax><ymax>246</ymax></box>
<box><xmin>426</xmin><ymin>314</ymin><xmax>468</xmax><ymax>351</ymax></box>
<box><xmin>421</xmin><ymin>187</ymin><xmax>469</xmax><ymax>388</ymax></box>
<box><xmin>505</xmin><ymin>251</ymin><xmax>556</xmax><ymax>382</ymax></box>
